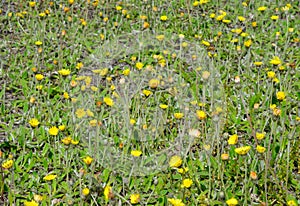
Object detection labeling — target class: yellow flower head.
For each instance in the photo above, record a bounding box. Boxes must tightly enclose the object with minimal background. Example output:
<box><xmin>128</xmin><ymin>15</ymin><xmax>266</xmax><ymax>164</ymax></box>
<box><xmin>83</xmin><ymin>156</ymin><xmax>93</xmax><ymax>165</ymax></box>
<box><xmin>169</xmin><ymin>155</ymin><xmax>182</xmax><ymax>168</ymax></box>
<box><xmin>159</xmin><ymin>104</ymin><xmax>168</xmax><ymax>109</ymax></box>
<box><xmin>131</xmin><ymin>150</ymin><xmax>142</xmax><ymax>157</ymax></box>
<box><xmin>29</xmin><ymin>118</ymin><xmax>40</xmax><ymax>127</ymax></box>
<box><xmin>287</xmin><ymin>200</ymin><xmax>297</xmax><ymax>206</ymax></box>
<box><xmin>35</xmin><ymin>74</ymin><xmax>44</xmax><ymax>81</ymax></box>
<box><xmin>29</xmin><ymin>2</ymin><xmax>36</xmax><ymax>7</ymax></box>
<box><xmin>160</xmin><ymin>15</ymin><xmax>168</xmax><ymax>21</ymax></box>
<box><xmin>2</xmin><ymin>159</ymin><xmax>14</xmax><ymax>169</ymax></box>
<box><xmin>149</xmin><ymin>78</ymin><xmax>160</xmax><ymax>89</ymax></box>
<box><xmin>181</xmin><ymin>178</ymin><xmax>193</xmax><ymax>188</ymax></box>
<box><xmin>196</xmin><ymin>110</ymin><xmax>206</xmax><ymax>120</ymax></box>
<box><xmin>58</xmin><ymin>69</ymin><xmax>71</xmax><ymax>76</ymax></box>
<box><xmin>256</xmin><ymin>145</ymin><xmax>266</xmax><ymax>153</ymax></box>
<box><xmin>226</xmin><ymin>197</ymin><xmax>238</xmax><ymax>206</ymax></box>
<box><xmin>75</xmin><ymin>108</ymin><xmax>86</xmax><ymax>118</ymax></box>
<box><xmin>43</xmin><ymin>174</ymin><xmax>57</xmax><ymax>181</ymax></box>
<box><xmin>24</xmin><ymin>200</ymin><xmax>38</xmax><ymax>206</ymax></box>
<box><xmin>257</xmin><ymin>6</ymin><xmax>267</xmax><ymax>11</ymax></box>
<box><xmin>270</xmin><ymin>56</ymin><xmax>281</xmax><ymax>65</ymax></box>
<box><xmin>103</xmin><ymin>97</ymin><xmax>114</xmax><ymax>106</ymax></box>
<box><xmin>142</xmin><ymin>89</ymin><xmax>152</xmax><ymax>97</ymax></box>
<box><xmin>168</xmin><ymin>198</ymin><xmax>185</xmax><ymax>206</ymax></box>
<box><xmin>35</xmin><ymin>41</ymin><xmax>42</xmax><ymax>46</ymax></box>
<box><xmin>244</xmin><ymin>39</ymin><xmax>252</xmax><ymax>47</ymax></box>
<box><xmin>234</xmin><ymin>146</ymin><xmax>251</xmax><ymax>155</ymax></box>
<box><xmin>82</xmin><ymin>188</ymin><xmax>90</xmax><ymax>196</ymax></box>
<box><xmin>276</xmin><ymin>91</ymin><xmax>286</xmax><ymax>101</ymax></box>
<box><xmin>49</xmin><ymin>126</ymin><xmax>59</xmax><ymax>136</ymax></box>
<box><xmin>130</xmin><ymin>194</ymin><xmax>140</xmax><ymax>204</ymax></box>
<box><xmin>221</xmin><ymin>153</ymin><xmax>229</xmax><ymax>160</ymax></box>
<box><xmin>135</xmin><ymin>62</ymin><xmax>144</xmax><ymax>70</ymax></box>
<box><xmin>228</xmin><ymin>134</ymin><xmax>238</xmax><ymax>145</ymax></box>
<box><xmin>104</xmin><ymin>185</ymin><xmax>113</xmax><ymax>200</ymax></box>
<box><xmin>256</xmin><ymin>132</ymin><xmax>265</xmax><ymax>140</ymax></box>
<box><xmin>267</xmin><ymin>71</ymin><xmax>276</xmax><ymax>78</ymax></box>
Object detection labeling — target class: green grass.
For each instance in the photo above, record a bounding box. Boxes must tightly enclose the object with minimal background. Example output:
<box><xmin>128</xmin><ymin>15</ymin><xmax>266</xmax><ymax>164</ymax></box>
<box><xmin>0</xmin><ymin>0</ymin><xmax>299</xmax><ymax>205</ymax></box>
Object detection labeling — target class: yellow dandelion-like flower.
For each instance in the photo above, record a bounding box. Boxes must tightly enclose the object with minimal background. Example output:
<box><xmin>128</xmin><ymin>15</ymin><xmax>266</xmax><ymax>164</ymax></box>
<box><xmin>169</xmin><ymin>155</ymin><xmax>182</xmax><ymax>168</ymax></box>
<box><xmin>35</xmin><ymin>74</ymin><xmax>44</xmax><ymax>81</ymax></box>
<box><xmin>257</xmin><ymin>6</ymin><xmax>267</xmax><ymax>11</ymax></box>
<box><xmin>254</xmin><ymin>62</ymin><xmax>263</xmax><ymax>66</ymax></box>
<box><xmin>43</xmin><ymin>174</ymin><xmax>57</xmax><ymax>181</ymax></box>
<box><xmin>71</xmin><ymin>139</ymin><xmax>79</xmax><ymax>145</ymax></box>
<box><xmin>267</xmin><ymin>71</ymin><xmax>276</xmax><ymax>78</ymax></box>
<box><xmin>256</xmin><ymin>132</ymin><xmax>265</xmax><ymax>140</ymax></box>
<box><xmin>226</xmin><ymin>197</ymin><xmax>238</xmax><ymax>206</ymax></box>
<box><xmin>58</xmin><ymin>69</ymin><xmax>71</xmax><ymax>76</ymax></box>
<box><xmin>178</xmin><ymin>167</ymin><xmax>189</xmax><ymax>174</ymax></box>
<box><xmin>104</xmin><ymin>185</ymin><xmax>113</xmax><ymax>200</ymax></box>
<box><xmin>130</xmin><ymin>119</ymin><xmax>136</xmax><ymax>125</ymax></box>
<box><xmin>82</xmin><ymin>187</ymin><xmax>90</xmax><ymax>196</ymax></box>
<box><xmin>49</xmin><ymin>126</ymin><xmax>59</xmax><ymax>136</ymax></box>
<box><xmin>287</xmin><ymin>200</ymin><xmax>297</xmax><ymax>206</ymax></box>
<box><xmin>103</xmin><ymin>97</ymin><xmax>114</xmax><ymax>106</ymax></box>
<box><xmin>202</xmin><ymin>40</ymin><xmax>210</xmax><ymax>47</ymax></box>
<box><xmin>168</xmin><ymin>198</ymin><xmax>185</xmax><ymax>206</ymax></box>
<box><xmin>83</xmin><ymin>156</ymin><xmax>93</xmax><ymax>165</ymax></box>
<box><xmin>174</xmin><ymin>113</ymin><xmax>184</xmax><ymax>119</ymax></box>
<box><xmin>181</xmin><ymin>178</ymin><xmax>193</xmax><ymax>188</ymax></box>
<box><xmin>256</xmin><ymin>145</ymin><xmax>266</xmax><ymax>153</ymax></box>
<box><xmin>160</xmin><ymin>15</ymin><xmax>168</xmax><ymax>21</ymax></box>
<box><xmin>29</xmin><ymin>118</ymin><xmax>40</xmax><ymax>127</ymax></box>
<box><xmin>131</xmin><ymin>150</ymin><xmax>142</xmax><ymax>157</ymax></box>
<box><xmin>86</xmin><ymin>109</ymin><xmax>94</xmax><ymax>117</ymax></box>
<box><xmin>238</xmin><ymin>16</ymin><xmax>245</xmax><ymax>21</ymax></box>
<box><xmin>123</xmin><ymin>68</ymin><xmax>130</xmax><ymax>76</ymax></box>
<box><xmin>142</xmin><ymin>89</ymin><xmax>152</xmax><ymax>97</ymax></box>
<box><xmin>270</xmin><ymin>56</ymin><xmax>281</xmax><ymax>65</ymax></box>
<box><xmin>196</xmin><ymin>110</ymin><xmax>206</xmax><ymax>120</ymax></box>
<box><xmin>2</xmin><ymin>159</ymin><xmax>14</xmax><ymax>169</ymax></box>
<box><xmin>149</xmin><ymin>79</ymin><xmax>159</xmax><ymax>89</ymax></box>
<box><xmin>228</xmin><ymin>134</ymin><xmax>238</xmax><ymax>145</ymax></box>
<box><xmin>156</xmin><ymin>35</ymin><xmax>165</xmax><ymax>41</ymax></box>
<box><xmin>244</xmin><ymin>39</ymin><xmax>252</xmax><ymax>47</ymax></box>
<box><xmin>135</xmin><ymin>62</ymin><xmax>144</xmax><ymax>70</ymax></box>
<box><xmin>271</xmin><ymin>15</ymin><xmax>279</xmax><ymax>20</ymax></box>
<box><xmin>61</xmin><ymin>136</ymin><xmax>72</xmax><ymax>145</ymax></box>
<box><xmin>159</xmin><ymin>104</ymin><xmax>168</xmax><ymax>109</ymax></box>
<box><xmin>75</xmin><ymin>108</ymin><xmax>86</xmax><ymax>118</ymax></box>
<box><xmin>276</xmin><ymin>91</ymin><xmax>286</xmax><ymax>101</ymax></box>
<box><xmin>24</xmin><ymin>200</ymin><xmax>38</xmax><ymax>206</ymax></box>
<box><xmin>221</xmin><ymin>153</ymin><xmax>229</xmax><ymax>160</ymax></box>
<box><xmin>29</xmin><ymin>2</ymin><xmax>36</xmax><ymax>7</ymax></box>
<box><xmin>35</xmin><ymin>41</ymin><xmax>42</xmax><ymax>46</ymax></box>
<box><xmin>235</xmin><ymin>146</ymin><xmax>251</xmax><ymax>155</ymax></box>
<box><xmin>130</xmin><ymin>194</ymin><xmax>140</xmax><ymax>204</ymax></box>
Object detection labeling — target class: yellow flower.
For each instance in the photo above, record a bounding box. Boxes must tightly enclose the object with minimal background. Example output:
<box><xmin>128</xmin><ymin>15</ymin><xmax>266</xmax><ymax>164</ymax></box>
<box><xmin>244</xmin><ymin>39</ymin><xmax>252</xmax><ymax>47</ymax></box>
<box><xmin>271</xmin><ymin>15</ymin><xmax>279</xmax><ymax>20</ymax></box>
<box><xmin>131</xmin><ymin>150</ymin><xmax>142</xmax><ymax>157</ymax></box>
<box><xmin>228</xmin><ymin>134</ymin><xmax>238</xmax><ymax>145</ymax></box>
<box><xmin>71</xmin><ymin>139</ymin><xmax>79</xmax><ymax>145</ymax></box>
<box><xmin>168</xmin><ymin>198</ymin><xmax>185</xmax><ymax>206</ymax></box>
<box><xmin>130</xmin><ymin>119</ymin><xmax>136</xmax><ymax>125</ymax></box>
<box><xmin>29</xmin><ymin>118</ymin><xmax>40</xmax><ymax>127</ymax></box>
<box><xmin>256</xmin><ymin>132</ymin><xmax>265</xmax><ymax>140</ymax></box>
<box><xmin>252</xmin><ymin>21</ymin><xmax>257</xmax><ymax>27</ymax></box>
<box><xmin>104</xmin><ymin>185</ymin><xmax>113</xmax><ymax>200</ymax></box>
<box><xmin>160</xmin><ymin>15</ymin><xmax>168</xmax><ymax>21</ymax></box>
<box><xmin>135</xmin><ymin>62</ymin><xmax>144</xmax><ymax>70</ymax></box>
<box><xmin>130</xmin><ymin>194</ymin><xmax>140</xmax><ymax>204</ymax></box>
<box><xmin>273</xmin><ymin>108</ymin><xmax>281</xmax><ymax>116</ymax></box>
<box><xmin>226</xmin><ymin>197</ymin><xmax>238</xmax><ymax>206</ymax></box>
<box><xmin>58</xmin><ymin>69</ymin><xmax>71</xmax><ymax>76</ymax></box>
<box><xmin>159</xmin><ymin>104</ymin><xmax>168</xmax><ymax>109</ymax></box>
<box><xmin>29</xmin><ymin>2</ymin><xmax>36</xmax><ymax>7</ymax></box>
<box><xmin>2</xmin><ymin>159</ymin><xmax>14</xmax><ymax>169</ymax></box>
<box><xmin>181</xmin><ymin>178</ymin><xmax>193</xmax><ymax>188</ymax></box>
<box><xmin>49</xmin><ymin>126</ymin><xmax>59</xmax><ymax>136</ymax></box>
<box><xmin>256</xmin><ymin>145</ymin><xmax>266</xmax><ymax>153</ymax></box>
<box><xmin>75</xmin><ymin>108</ymin><xmax>86</xmax><ymax>118</ymax></box>
<box><xmin>35</xmin><ymin>74</ymin><xmax>44</xmax><ymax>80</ymax></box>
<box><xmin>222</xmin><ymin>19</ymin><xmax>231</xmax><ymax>24</ymax></box>
<box><xmin>196</xmin><ymin>110</ymin><xmax>206</xmax><ymax>120</ymax></box>
<box><xmin>270</xmin><ymin>104</ymin><xmax>277</xmax><ymax>110</ymax></box>
<box><xmin>210</xmin><ymin>13</ymin><xmax>215</xmax><ymax>18</ymax></box>
<box><xmin>83</xmin><ymin>156</ymin><xmax>93</xmax><ymax>165</ymax></box>
<box><xmin>254</xmin><ymin>62</ymin><xmax>263</xmax><ymax>66</ymax></box>
<box><xmin>178</xmin><ymin>167</ymin><xmax>189</xmax><ymax>174</ymax></box>
<box><xmin>82</xmin><ymin>187</ymin><xmax>90</xmax><ymax>196</ymax></box>
<box><xmin>116</xmin><ymin>5</ymin><xmax>122</xmax><ymax>11</ymax></box>
<box><xmin>202</xmin><ymin>40</ymin><xmax>210</xmax><ymax>47</ymax></box>
<box><xmin>174</xmin><ymin>113</ymin><xmax>184</xmax><ymax>119</ymax></box>
<box><xmin>103</xmin><ymin>97</ymin><xmax>114</xmax><ymax>106</ymax></box>
<box><xmin>267</xmin><ymin>71</ymin><xmax>276</xmax><ymax>78</ymax></box>
<box><xmin>59</xmin><ymin>125</ymin><xmax>66</xmax><ymax>131</ymax></box>
<box><xmin>123</xmin><ymin>68</ymin><xmax>130</xmax><ymax>76</ymax></box>
<box><xmin>61</xmin><ymin>136</ymin><xmax>72</xmax><ymax>145</ymax></box>
<box><xmin>149</xmin><ymin>79</ymin><xmax>159</xmax><ymax>89</ymax></box>
<box><xmin>89</xmin><ymin>119</ymin><xmax>97</xmax><ymax>127</ymax></box>
<box><xmin>169</xmin><ymin>155</ymin><xmax>182</xmax><ymax>168</ymax></box>
<box><xmin>270</xmin><ymin>56</ymin><xmax>281</xmax><ymax>65</ymax></box>
<box><xmin>234</xmin><ymin>146</ymin><xmax>251</xmax><ymax>155</ymax></box>
<box><xmin>43</xmin><ymin>174</ymin><xmax>57</xmax><ymax>181</ymax></box>
<box><xmin>86</xmin><ymin>109</ymin><xmax>94</xmax><ymax>117</ymax></box>
<box><xmin>156</xmin><ymin>35</ymin><xmax>165</xmax><ymax>41</ymax></box>
<box><xmin>287</xmin><ymin>200</ymin><xmax>297</xmax><ymax>206</ymax></box>
<box><xmin>238</xmin><ymin>16</ymin><xmax>245</xmax><ymax>21</ymax></box>
<box><xmin>24</xmin><ymin>200</ymin><xmax>38</xmax><ymax>206</ymax></box>
<box><xmin>257</xmin><ymin>6</ymin><xmax>267</xmax><ymax>11</ymax></box>
<box><xmin>76</xmin><ymin>62</ymin><xmax>83</xmax><ymax>69</ymax></box>
<box><xmin>39</xmin><ymin>12</ymin><xmax>46</xmax><ymax>17</ymax></box>
<box><xmin>276</xmin><ymin>91</ymin><xmax>286</xmax><ymax>101</ymax></box>
<box><xmin>221</xmin><ymin>153</ymin><xmax>229</xmax><ymax>160</ymax></box>
<box><xmin>142</xmin><ymin>89</ymin><xmax>152</xmax><ymax>97</ymax></box>
<box><xmin>35</xmin><ymin>41</ymin><xmax>42</xmax><ymax>46</ymax></box>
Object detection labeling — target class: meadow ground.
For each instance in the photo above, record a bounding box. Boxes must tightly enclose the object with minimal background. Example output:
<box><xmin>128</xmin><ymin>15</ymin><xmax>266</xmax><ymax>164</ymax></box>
<box><xmin>0</xmin><ymin>0</ymin><xmax>299</xmax><ymax>205</ymax></box>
